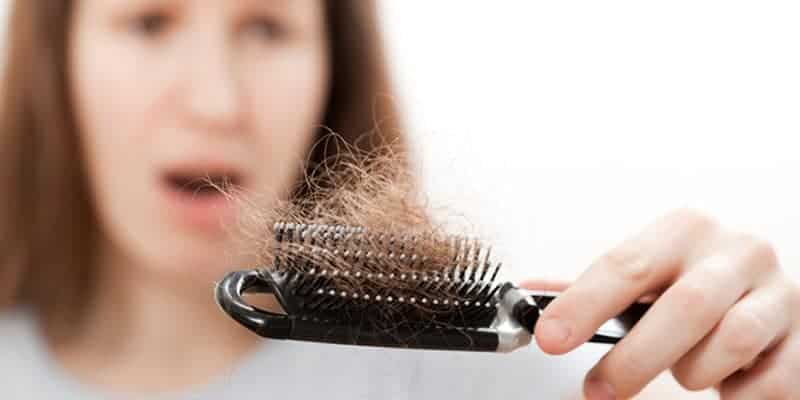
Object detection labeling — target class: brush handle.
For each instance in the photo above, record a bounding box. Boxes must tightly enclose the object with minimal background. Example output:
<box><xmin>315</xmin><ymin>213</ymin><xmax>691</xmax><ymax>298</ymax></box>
<box><xmin>216</xmin><ymin>269</ymin><xmax>503</xmax><ymax>352</ymax></box>
<box><xmin>510</xmin><ymin>289</ymin><xmax>651</xmax><ymax>344</ymax></box>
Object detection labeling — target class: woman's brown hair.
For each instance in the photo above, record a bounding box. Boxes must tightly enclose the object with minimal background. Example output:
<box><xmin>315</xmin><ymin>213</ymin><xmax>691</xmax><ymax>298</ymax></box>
<box><xmin>0</xmin><ymin>1</ymin><xmax>405</xmax><ymax>333</ymax></box>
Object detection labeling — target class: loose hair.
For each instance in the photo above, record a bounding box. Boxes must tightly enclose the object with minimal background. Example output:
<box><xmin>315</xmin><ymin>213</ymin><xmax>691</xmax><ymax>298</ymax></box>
<box><xmin>0</xmin><ymin>1</ymin><xmax>406</xmax><ymax>335</ymax></box>
<box><xmin>233</xmin><ymin>136</ymin><xmax>486</xmax><ymax>303</ymax></box>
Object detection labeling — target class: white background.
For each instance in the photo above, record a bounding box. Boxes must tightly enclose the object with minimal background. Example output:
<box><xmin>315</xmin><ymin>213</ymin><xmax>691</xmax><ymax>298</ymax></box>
<box><xmin>378</xmin><ymin>1</ymin><xmax>800</xmax><ymax>283</ymax></box>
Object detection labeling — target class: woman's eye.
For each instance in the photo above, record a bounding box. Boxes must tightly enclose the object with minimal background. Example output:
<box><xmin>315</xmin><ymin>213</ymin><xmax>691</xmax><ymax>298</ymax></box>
<box><xmin>244</xmin><ymin>17</ymin><xmax>286</xmax><ymax>41</ymax></box>
<box><xmin>130</xmin><ymin>12</ymin><xmax>171</xmax><ymax>37</ymax></box>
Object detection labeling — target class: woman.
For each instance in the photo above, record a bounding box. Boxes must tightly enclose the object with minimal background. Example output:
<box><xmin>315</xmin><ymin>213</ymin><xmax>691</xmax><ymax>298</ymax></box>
<box><xmin>0</xmin><ymin>1</ymin><xmax>797</xmax><ymax>399</ymax></box>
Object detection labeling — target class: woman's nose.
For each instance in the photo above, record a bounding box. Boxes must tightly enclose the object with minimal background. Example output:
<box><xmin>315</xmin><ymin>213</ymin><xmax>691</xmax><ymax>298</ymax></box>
<box><xmin>181</xmin><ymin>37</ymin><xmax>244</xmax><ymax>133</ymax></box>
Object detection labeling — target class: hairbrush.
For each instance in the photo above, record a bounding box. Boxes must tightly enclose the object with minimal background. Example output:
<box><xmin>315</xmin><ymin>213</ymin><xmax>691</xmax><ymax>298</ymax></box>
<box><xmin>215</xmin><ymin>222</ymin><xmax>650</xmax><ymax>353</ymax></box>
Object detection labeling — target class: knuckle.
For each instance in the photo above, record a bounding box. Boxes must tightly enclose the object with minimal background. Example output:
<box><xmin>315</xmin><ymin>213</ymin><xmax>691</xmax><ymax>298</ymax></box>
<box><xmin>720</xmin><ymin>308</ymin><xmax>769</xmax><ymax>357</ymax></box>
<box><xmin>732</xmin><ymin>233</ymin><xmax>779</xmax><ymax>274</ymax></box>
<box><xmin>751</xmin><ymin>240</ymin><xmax>779</xmax><ymax>273</ymax></box>
<box><xmin>667</xmin><ymin>207</ymin><xmax>717</xmax><ymax>231</ymax></box>
<box><xmin>597</xmin><ymin>245</ymin><xmax>652</xmax><ymax>284</ymax></box>
<box><xmin>671</xmin><ymin>279</ymin><xmax>712</xmax><ymax>312</ymax></box>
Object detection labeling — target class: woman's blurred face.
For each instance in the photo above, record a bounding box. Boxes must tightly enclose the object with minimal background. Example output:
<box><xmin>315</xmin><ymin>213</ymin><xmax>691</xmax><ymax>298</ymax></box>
<box><xmin>69</xmin><ymin>0</ymin><xmax>330</xmax><ymax>278</ymax></box>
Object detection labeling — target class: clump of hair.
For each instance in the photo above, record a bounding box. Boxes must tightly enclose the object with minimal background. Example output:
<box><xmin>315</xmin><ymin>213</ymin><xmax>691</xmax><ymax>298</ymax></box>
<box><xmin>222</xmin><ymin>132</ymin><xmax>500</xmax><ymax>315</ymax></box>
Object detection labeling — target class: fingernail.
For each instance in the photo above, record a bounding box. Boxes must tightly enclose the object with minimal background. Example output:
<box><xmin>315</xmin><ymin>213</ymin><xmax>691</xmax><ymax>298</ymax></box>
<box><xmin>538</xmin><ymin>315</ymin><xmax>571</xmax><ymax>343</ymax></box>
<box><xmin>584</xmin><ymin>376</ymin><xmax>616</xmax><ymax>400</ymax></box>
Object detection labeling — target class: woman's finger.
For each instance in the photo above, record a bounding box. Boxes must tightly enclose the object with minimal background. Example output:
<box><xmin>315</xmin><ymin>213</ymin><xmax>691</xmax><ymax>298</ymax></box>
<box><xmin>717</xmin><ymin>332</ymin><xmax>800</xmax><ymax>399</ymax></box>
<box><xmin>534</xmin><ymin>209</ymin><xmax>717</xmax><ymax>355</ymax></box>
<box><xmin>671</xmin><ymin>282</ymin><xmax>794</xmax><ymax>391</ymax></box>
<box><xmin>583</xmin><ymin>252</ymin><xmax>754</xmax><ymax>399</ymax></box>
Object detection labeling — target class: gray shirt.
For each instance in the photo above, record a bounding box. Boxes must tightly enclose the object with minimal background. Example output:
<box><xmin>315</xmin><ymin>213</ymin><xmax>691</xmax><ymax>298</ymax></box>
<box><xmin>0</xmin><ymin>307</ymin><xmax>605</xmax><ymax>399</ymax></box>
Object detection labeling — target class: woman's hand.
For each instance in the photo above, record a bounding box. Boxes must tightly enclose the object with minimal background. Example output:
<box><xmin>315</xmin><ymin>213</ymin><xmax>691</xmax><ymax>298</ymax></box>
<box><xmin>524</xmin><ymin>208</ymin><xmax>800</xmax><ymax>399</ymax></box>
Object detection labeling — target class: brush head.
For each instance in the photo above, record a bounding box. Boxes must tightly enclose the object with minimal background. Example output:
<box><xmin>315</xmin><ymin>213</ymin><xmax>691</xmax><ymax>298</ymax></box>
<box><xmin>267</xmin><ymin>222</ymin><xmax>504</xmax><ymax>330</ymax></box>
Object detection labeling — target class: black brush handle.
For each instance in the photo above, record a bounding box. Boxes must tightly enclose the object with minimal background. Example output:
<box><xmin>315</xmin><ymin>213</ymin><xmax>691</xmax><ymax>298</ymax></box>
<box><xmin>216</xmin><ymin>269</ymin><xmax>501</xmax><ymax>352</ymax></box>
<box><xmin>215</xmin><ymin>269</ymin><xmax>295</xmax><ymax>339</ymax></box>
<box><xmin>507</xmin><ymin>286</ymin><xmax>650</xmax><ymax>344</ymax></box>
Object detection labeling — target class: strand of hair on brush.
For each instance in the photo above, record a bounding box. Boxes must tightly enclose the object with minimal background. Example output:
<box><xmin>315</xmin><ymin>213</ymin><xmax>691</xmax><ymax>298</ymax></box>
<box><xmin>211</xmin><ymin>132</ymin><xmax>503</xmax><ymax>325</ymax></box>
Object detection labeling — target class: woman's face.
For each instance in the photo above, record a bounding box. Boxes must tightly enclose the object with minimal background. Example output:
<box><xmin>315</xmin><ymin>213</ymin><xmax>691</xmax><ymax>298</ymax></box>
<box><xmin>69</xmin><ymin>0</ymin><xmax>330</xmax><ymax>278</ymax></box>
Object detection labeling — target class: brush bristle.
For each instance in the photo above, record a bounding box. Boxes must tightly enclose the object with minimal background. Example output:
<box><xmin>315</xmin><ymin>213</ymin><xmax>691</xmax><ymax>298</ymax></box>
<box><xmin>267</xmin><ymin>222</ymin><xmax>504</xmax><ymax>329</ymax></box>
<box><xmin>271</xmin><ymin>222</ymin><xmax>501</xmax><ymax>280</ymax></box>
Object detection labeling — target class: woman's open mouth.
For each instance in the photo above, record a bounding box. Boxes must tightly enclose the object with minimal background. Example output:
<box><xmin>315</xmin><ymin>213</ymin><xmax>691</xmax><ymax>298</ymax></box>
<box><xmin>159</xmin><ymin>166</ymin><xmax>245</xmax><ymax>231</ymax></box>
<box><xmin>164</xmin><ymin>172</ymin><xmax>242</xmax><ymax>196</ymax></box>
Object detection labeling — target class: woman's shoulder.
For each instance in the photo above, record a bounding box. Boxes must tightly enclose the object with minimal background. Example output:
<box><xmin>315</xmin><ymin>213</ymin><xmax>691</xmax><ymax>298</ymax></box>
<box><xmin>0</xmin><ymin>306</ymin><xmax>41</xmax><ymax>360</ymax></box>
<box><xmin>0</xmin><ymin>305</ymin><xmax>38</xmax><ymax>346</ymax></box>
<box><xmin>0</xmin><ymin>306</ymin><xmax>51</xmax><ymax>391</ymax></box>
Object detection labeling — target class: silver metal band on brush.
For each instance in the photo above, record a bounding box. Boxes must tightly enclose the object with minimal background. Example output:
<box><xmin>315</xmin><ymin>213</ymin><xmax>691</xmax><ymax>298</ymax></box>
<box><xmin>494</xmin><ymin>287</ymin><xmax>638</xmax><ymax>352</ymax></box>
